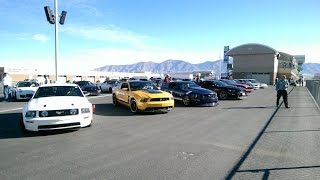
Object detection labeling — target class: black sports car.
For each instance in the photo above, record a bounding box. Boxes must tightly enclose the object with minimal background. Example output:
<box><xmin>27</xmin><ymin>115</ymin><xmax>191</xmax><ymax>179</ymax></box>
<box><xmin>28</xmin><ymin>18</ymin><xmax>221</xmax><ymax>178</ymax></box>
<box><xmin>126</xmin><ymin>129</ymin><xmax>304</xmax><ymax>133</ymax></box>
<box><xmin>75</xmin><ymin>81</ymin><xmax>101</xmax><ymax>96</ymax></box>
<box><xmin>161</xmin><ymin>81</ymin><xmax>218</xmax><ymax>106</ymax></box>
<box><xmin>200</xmin><ymin>80</ymin><xmax>247</xmax><ymax>100</ymax></box>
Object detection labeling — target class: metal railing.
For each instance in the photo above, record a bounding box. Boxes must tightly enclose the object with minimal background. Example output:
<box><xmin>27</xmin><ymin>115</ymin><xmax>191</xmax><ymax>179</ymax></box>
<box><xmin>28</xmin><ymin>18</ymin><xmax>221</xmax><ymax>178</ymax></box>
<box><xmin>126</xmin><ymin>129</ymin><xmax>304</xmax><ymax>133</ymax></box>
<box><xmin>306</xmin><ymin>80</ymin><xmax>320</xmax><ymax>107</ymax></box>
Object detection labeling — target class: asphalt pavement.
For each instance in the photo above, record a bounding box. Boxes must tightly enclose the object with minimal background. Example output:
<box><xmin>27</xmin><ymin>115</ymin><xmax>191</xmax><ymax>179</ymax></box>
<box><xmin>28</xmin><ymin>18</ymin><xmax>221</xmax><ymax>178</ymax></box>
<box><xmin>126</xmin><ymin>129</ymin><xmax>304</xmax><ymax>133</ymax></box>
<box><xmin>0</xmin><ymin>86</ymin><xmax>319</xmax><ymax>180</ymax></box>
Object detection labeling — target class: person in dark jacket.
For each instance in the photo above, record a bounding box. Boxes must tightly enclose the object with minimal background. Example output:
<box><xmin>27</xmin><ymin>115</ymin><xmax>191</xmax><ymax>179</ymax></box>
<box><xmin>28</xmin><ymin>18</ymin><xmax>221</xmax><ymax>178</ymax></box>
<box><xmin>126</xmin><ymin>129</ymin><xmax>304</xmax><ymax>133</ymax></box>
<box><xmin>275</xmin><ymin>75</ymin><xmax>290</xmax><ymax>108</ymax></box>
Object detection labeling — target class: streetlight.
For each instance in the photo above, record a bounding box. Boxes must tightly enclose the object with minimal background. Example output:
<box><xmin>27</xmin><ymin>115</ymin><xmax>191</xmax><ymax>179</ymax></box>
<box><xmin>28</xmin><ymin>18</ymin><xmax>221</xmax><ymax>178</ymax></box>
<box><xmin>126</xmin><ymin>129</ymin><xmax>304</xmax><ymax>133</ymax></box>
<box><xmin>44</xmin><ymin>0</ymin><xmax>67</xmax><ymax>82</ymax></box>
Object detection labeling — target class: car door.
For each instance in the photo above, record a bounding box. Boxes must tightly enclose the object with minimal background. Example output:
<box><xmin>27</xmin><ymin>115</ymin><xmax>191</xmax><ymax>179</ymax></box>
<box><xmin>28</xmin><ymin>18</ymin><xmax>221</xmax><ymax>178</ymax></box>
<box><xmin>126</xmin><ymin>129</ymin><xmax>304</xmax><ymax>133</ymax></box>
<box><xmin>117</xmin><ymin>82</ymin><xmax>130</xmax><ymax>103</ymax></box>
<box><xmin>171</xmin><ymin>83</ymin><xmax>185</xmax><ymax>100</ymax></box>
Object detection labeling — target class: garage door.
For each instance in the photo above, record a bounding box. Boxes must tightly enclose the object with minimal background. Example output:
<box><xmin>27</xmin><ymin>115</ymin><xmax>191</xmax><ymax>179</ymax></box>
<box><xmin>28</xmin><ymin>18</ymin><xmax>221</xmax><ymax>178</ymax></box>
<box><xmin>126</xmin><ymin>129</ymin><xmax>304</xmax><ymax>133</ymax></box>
<box><xmin>57</xmin><ymin>76</ymin><xmax>67</xmax><ymax>83</ymax></box>
<box><xmin>252</xmin><ymin>73</ymin><xmax>271</xmax><ymax>84</ymax></box>
<box><xmin>73</xmin><ymin>76</ymin><xmax>82</xmax><ymax>82</ymax></box>
<box><xmin>87</xmin><ymin>76</ymin><xmax>95</xmax><ymax>83</ymax></box>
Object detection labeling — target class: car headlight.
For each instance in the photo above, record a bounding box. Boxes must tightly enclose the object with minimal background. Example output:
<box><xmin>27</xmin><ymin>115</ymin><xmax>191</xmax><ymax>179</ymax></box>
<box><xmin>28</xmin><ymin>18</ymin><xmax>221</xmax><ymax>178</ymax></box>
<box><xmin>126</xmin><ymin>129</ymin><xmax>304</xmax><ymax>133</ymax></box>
<box><xmin>81</xmin><ymin>108</ymin><xmax>90</xmax><ymax>113</ymax></box>
<box><xmin>41</xmin><ymin>111</ymin><xmax>49</xmax><ymax>117</ymax></box>
<box><xmin>18</xmin><ymin>89</ymin><xmax>23</xmax><ymax>93</ymax></box>
<box><xmin>70</xmin><ymin>109</ymin><xmax>78</xmax><ymax>115</ymax></box>
<box><xmin>140</xmin><ymin>98</ymin><xmax>149</xmax><ymax>102</ymax></box>
<box><xmin>170</xmin><ymin>97</ymin><xmax>174</xmax><ymax>100</ymax></box>
<box><xmin>25</xmin><ymin>111</ymin><xmax>36</xmax><ymax>118</ymax></box>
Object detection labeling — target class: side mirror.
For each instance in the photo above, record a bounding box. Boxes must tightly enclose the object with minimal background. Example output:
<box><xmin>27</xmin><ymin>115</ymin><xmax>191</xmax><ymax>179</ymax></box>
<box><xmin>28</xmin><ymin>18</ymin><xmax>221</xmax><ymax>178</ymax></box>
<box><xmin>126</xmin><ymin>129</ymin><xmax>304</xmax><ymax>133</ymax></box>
<box><xmin>121</xmin><ymin>88</ymin><xmax>128</xmax><ymax>91</ymax></box>
<box><xmin>31</xmin><ymin>84</ymin><xmax>35</xmax><ymax>87</ymax></box>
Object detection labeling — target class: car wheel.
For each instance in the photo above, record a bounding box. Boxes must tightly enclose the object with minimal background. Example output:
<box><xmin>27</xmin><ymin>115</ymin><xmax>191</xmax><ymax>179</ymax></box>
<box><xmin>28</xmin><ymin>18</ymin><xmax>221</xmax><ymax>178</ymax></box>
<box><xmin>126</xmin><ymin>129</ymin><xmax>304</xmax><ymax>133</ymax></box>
<box><xmin>219</xmin><ymin>91</ymin><xmax>228</xmax><ymax>100</ymax></box>
<box><xmin>130</xmin><ymin>99</ymin><xmax>138</xmax><ymax>113</ymax></box>
<box><xmin>112</xmin><ymin>94</ymin><xmax>118</xmax><ymax>106</ymax></box>
<box><xmin>182</xmin><ymin>95</ymin><xmax>191</xmax><ymax>106</ymax></box>
<box><xmin>109</xmin><ymin>87</ymin><xmax>112</xmax><ymax>93</ymax></box>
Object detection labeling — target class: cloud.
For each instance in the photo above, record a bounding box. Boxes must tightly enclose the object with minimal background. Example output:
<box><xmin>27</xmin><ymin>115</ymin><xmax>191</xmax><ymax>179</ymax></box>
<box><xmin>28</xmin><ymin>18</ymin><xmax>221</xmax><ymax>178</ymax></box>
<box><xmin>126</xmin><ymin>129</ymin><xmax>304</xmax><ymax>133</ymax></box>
<box><xmin>62</xmin><ymin>25</ymin><xmax>151</xmax><ymax>48</ymax></box>
<box><xmin>32</xmin><ymin>34</ymin><xmax>49</xmax><ymax>42</ymax></box>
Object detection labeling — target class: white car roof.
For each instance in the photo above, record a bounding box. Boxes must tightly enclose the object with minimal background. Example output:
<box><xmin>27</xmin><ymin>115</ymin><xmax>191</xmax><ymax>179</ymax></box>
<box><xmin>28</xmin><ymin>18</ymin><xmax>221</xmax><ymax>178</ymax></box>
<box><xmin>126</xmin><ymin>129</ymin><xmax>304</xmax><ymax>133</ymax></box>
<box><xmin>40</xmin><ymin>83</ymin><xmax>78</xmax><ymax>87</ymax></box>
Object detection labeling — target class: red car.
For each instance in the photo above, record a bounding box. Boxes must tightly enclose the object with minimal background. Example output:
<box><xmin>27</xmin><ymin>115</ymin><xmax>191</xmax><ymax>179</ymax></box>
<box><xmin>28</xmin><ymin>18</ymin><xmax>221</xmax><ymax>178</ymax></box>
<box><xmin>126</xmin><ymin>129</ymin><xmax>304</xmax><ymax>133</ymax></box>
<box><xmin>219</xmin><ymin>79</ymin><xmax>253</xmax><ymax>93</ymax></box>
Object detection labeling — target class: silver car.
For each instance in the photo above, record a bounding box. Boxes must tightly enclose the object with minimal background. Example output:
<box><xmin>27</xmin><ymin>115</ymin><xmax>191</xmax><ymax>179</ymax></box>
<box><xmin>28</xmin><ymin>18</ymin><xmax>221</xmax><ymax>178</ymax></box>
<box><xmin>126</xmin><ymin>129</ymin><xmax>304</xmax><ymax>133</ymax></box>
<box><xmin>100</xmin><ymin>80</ymin><xmax>119</xmax><ymax>93</ymax></box>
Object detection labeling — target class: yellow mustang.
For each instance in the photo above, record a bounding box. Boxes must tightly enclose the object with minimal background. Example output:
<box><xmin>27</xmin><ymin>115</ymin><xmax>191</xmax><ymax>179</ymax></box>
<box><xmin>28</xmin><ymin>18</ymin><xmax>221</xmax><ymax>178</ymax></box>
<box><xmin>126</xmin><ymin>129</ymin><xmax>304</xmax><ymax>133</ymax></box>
<box><xmin>112</xmin><ymin>80</ymin><xmax>174</xmax><ymax>113</ymax></box>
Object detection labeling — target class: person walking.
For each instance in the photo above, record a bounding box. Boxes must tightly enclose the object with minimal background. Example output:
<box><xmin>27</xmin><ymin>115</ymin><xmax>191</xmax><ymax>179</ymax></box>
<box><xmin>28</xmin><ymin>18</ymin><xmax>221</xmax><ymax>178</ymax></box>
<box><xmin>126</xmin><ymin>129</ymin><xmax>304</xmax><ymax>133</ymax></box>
<box><xmin>44</xmin><ymin>75</ymin><xmax>50</xmax><ymax>84</ymax></box>
<box><xmin>275</xmin><ymin>75</ymin><xmax>290</xmax><ymax>108</ymax></box>
<box><xmin>2</xmin><ymin>73</ymin><xmax>12</xmax><ymax>102</ymax></box>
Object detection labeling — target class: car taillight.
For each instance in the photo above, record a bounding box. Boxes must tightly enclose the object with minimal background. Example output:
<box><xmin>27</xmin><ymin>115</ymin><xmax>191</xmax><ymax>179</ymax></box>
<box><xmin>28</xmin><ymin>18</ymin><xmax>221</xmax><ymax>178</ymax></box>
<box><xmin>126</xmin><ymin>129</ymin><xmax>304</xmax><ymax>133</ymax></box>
<box><xmin>92</xmin><ymin>104</ymin><xmax>96</xmax><ymax>113</ymax></box>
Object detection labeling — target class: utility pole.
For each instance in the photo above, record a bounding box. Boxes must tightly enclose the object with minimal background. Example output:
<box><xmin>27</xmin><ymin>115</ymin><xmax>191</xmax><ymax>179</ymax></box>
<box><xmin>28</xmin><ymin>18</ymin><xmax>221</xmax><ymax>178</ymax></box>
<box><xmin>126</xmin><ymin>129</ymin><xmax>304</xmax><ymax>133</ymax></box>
<box><xmin>44</xmin><ymin>0</ymin><xmax>67</xmax><ymax>82</ymax></box>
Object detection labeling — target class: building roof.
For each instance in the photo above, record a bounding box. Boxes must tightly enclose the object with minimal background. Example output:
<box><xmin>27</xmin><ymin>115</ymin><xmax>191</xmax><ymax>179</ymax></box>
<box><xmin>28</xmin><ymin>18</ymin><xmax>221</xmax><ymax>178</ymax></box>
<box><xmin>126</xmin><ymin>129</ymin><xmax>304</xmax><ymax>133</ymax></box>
<box><xmin>226</xmin><ymin>43</ymin><xmax>278</xmax><ymax>56</ymax></box>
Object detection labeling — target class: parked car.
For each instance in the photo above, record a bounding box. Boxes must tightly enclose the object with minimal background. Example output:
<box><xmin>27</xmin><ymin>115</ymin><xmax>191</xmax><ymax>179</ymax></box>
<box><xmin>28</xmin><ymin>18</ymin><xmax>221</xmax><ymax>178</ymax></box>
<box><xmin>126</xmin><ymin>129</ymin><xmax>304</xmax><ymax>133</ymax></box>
<box><xmin>21</xmin><ymin>84</ymin><xmax>93</xmax><ymax>132</ymax></box>
<box><xmin>219</xmin><ymin>79</ymin><xmax>253</xmax><ymax>93</ymax></box>
<box><xmin>112</xmin><ymin>80</ymin><xmax>174</xmax><ymax>113</ymax></box>
<box><xmin>161</xmin><ymin>81</ymin><xmax>218</xmax><ymax>106</ymax></box>
<box><xmin>236</xmin><ymin>79</ymin><xmax>261</xmax><ymax>90</ymax></box>
<box><xmin>100</xmin><ymin>80</ymin><xmax>119</xmax><ymax>93</ymax></box>
<box><xmin>199</xmin><ymin>80</ymin><xmax>247</xmax><ymax>100</ymax></box>
<box><xmin>11</xmin><ymin>81</ymin><xmax>40</xmax><ymax>101</ymax></box>
<box><xmin>75</xmin><ymin>80</ymin><xmax>101</xmax><ymax>96</ymax></box>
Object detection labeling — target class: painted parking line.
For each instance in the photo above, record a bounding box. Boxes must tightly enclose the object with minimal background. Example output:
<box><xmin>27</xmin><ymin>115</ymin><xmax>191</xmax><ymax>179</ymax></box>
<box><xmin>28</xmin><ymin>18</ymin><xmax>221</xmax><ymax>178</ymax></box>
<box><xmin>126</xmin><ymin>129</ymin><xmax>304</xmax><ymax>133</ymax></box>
<box><xmin>0</xmin><ymin>108</ymin><xmax>23</xmax><ymax>113</ymax></box>
<box><xmin>0</xmin><ymin>94</ymin><xmax>111</xmax><ymax>113</ymax></box>
<box><xmin>87</xmin><ymin>94</ymin><xmax>111</xmax><ymax>99</ymax></box>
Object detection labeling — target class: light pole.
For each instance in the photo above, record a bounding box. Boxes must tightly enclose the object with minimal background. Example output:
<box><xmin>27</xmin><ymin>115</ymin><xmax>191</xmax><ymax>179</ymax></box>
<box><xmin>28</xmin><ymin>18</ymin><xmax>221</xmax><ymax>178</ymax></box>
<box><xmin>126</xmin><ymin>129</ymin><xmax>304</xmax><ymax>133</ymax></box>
<box><xmin>44</xmin><ymin>1</ymin><xmax>67</xmax><ymax>82</ymax></box>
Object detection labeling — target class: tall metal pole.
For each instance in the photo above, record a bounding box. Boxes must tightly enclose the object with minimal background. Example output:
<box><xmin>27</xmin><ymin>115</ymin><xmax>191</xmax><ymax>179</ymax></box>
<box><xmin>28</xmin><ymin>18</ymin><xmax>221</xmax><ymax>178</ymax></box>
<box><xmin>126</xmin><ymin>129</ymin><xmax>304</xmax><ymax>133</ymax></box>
<box><xmin>54</xmin><ymin>0</ymin><xmax>59</xmax><ymax>82</ymax></box>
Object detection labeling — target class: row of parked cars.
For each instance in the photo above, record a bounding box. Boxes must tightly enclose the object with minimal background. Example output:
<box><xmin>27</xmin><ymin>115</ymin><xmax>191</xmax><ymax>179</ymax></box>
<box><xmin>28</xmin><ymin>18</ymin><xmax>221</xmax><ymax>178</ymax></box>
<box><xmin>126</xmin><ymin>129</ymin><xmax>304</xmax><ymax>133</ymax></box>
<box><xmin>111</xmin><ymin>78</ymin><xmax>268</xmax><ymax>113</ymax></box>
<box><xmin>19</xmin><ymin>78</ymin><xmax>267</xmax><ymax>133</ymax></box>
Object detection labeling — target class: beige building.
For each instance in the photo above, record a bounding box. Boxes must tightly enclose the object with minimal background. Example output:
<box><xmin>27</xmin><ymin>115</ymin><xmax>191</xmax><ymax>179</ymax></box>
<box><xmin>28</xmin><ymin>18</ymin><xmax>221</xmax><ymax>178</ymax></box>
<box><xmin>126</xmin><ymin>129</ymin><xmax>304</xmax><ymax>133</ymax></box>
<box><xmin>226</xmin><ymin>43</ymin><xmax>304</xmax><ymax>85</ymax></box>
<box><xmin>0</xmin><ymin>66</ymin><xmax>162</xmax><ymax>84</ymax></box>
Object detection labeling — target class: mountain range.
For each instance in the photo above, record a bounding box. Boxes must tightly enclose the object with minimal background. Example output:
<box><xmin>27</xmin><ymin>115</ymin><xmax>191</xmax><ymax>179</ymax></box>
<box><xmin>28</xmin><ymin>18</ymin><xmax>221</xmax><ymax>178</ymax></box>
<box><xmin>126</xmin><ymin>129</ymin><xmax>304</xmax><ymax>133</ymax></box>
<box><xmin>94</xmin><ymin>60</ymin><xmax>320</xmax><ymax>75</ymax></box>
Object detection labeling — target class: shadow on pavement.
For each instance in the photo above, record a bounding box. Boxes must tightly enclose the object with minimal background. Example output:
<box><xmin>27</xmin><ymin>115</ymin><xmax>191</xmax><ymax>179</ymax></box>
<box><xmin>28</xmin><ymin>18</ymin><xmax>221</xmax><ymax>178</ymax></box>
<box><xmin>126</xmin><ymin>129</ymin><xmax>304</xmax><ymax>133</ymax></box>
<box><xmin>265</xmin><ymin>129</ymin><xmax>320</xmax><ymax>133</ymax></box>
<box><xmin>0</xmin><ymin>112</ymin><xmax>80</xmax><ymax>139</ymax></box>
<box><xmin>93</xmin><ymin>103</ymin><xmax>169</xmax><ymax>117</ymax></box>
<box><xmin>237</xmin><ymin>165</ymin><xmax>320</xmax><ymax>180</ymax></box>
<box><xmin>223</xmin><ymin>105</ymin><xmax>276</xmax><ymax>109</ymax></box>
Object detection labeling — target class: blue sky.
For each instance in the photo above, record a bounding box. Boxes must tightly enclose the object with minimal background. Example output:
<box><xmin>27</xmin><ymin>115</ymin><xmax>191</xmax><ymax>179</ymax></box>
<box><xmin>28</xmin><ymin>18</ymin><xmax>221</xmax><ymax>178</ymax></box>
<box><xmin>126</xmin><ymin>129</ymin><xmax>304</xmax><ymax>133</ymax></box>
<box><xmin>0</xmin><ymin>0</ymin><xmax>319</xmax><ymax>72</ymax></box>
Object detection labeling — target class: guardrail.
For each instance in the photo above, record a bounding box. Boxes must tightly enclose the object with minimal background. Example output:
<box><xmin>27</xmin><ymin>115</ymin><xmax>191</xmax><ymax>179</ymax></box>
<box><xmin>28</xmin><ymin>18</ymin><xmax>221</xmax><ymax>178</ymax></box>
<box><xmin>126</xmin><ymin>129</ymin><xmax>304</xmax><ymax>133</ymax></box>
<box><xmin>306</xmin><ymin>80</ymin><xmax>320</xmax><ymax>107</ymax></box>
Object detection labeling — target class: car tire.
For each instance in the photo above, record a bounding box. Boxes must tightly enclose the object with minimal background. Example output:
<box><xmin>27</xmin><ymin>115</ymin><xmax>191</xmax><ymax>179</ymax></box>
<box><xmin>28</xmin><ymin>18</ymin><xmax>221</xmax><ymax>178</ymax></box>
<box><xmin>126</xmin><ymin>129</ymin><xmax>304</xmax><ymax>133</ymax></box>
<box><xmin>130</xmin><ymin>99</ymin><xmax>138</xmax><ymax>113</ymax></box>
<box><xmin>182</xmin><ymin>95</ymin><xmax>191</xmax><ymax>106</ymax></box>
<box><xmin>109</xmin><ymin>87</ymin><xmax>113</xmax><ymax>93</ymax></box>
<box><xmin>219</xmin><ymin>91</ymin><xmax>228</xmax><ymax>100</ymax></box>
<box><xmin>112</xmin><ymin>94</ymin><xmax>118</xmax><ymax>106</ymax></box>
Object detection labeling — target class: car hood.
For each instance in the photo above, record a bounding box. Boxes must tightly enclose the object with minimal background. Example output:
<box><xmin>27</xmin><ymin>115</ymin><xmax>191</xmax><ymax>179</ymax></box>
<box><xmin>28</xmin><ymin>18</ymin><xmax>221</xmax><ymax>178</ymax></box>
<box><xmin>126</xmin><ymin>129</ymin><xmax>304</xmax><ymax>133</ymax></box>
<box><xmin>15</xmin><ymin>87</ymin><xmax>38</xmax><ymax>91</ymax></box>
<box><xmin>133</xmin><ymin>89</ymin><xmax>172</xmax><ymax>98</ymax></box>
<box><xmin>27</xmin><ymin>96</ymin><xmax>91</xmax><ymax>110</ymax></box>
<box><xmin>189</xmin><ymin>87</ymin><xmax>215</xmax><ymax>94</ymax></box>
<box><xmin>81</xmin><ymin>85</ymin><xmax>98</xmax><ymax>88</ymax></box>
<box><xmin>225</xmin><ymin>86</ymin><xmax>242</xmax><ymax>91</ymax></box>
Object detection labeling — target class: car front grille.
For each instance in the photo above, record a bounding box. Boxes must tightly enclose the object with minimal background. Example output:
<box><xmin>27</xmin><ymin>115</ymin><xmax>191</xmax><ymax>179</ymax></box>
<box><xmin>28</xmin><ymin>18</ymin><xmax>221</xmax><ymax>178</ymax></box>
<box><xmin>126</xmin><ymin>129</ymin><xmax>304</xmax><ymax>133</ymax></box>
<box><xmin>202</xmin><ymin>94</ymin><xmax>217</xmax><ymax>99</ymax></box>
<box><xmin>150</xmin><ymin>98</ymin><xmax>170</xmax><ymax>102</ymax></box>
<box><xmin>39</xmin><ymin>109</ymin><xmax>79</xmax><ymax>117</ymax></box>
<box><xmin>38</xmin><ymin>122</ymin><xmax>81</xmax><ymax>130</ymax></box>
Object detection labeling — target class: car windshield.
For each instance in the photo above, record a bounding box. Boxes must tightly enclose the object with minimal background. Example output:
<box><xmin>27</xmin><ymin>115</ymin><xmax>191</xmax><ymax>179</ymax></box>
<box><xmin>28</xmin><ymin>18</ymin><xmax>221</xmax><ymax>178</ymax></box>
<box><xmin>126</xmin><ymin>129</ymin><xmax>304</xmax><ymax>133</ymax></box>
<box><xmin>249</xmin><ymin>79</ymin><xmax>259</xmax><ymax>83</ymax></box>
<box><xmin>213</xmin><ymin>81</ymin><xmax>227</xmax><ymax>87</ymax></box>
<box><xmin>76</xmin><ymin>81</ymin><xmax>94</xmax><ymax>86</ymax></box>
<box><xmin>106</xmin><ymin>80</ymin><xmax>117</xmax><ymax>84</ymax></box>
<box><xmin>16</xmin><ymin>81</ymin><xmax>34</xmax><ymax>87</ymax></box>
<box><xmin>221</xmin><ymin>80</ymin><xmax>234</xmax><ymax>85</ymax></box>
<box><xmin>179</xmin><ymin>82</ymin><xmax>200</xmax><ymax>90</ymax></box>
<box><xmin>33</xmin><ymin>86</ymin><xmax>84</xmax><ymax>98</ymax></box>
<box><xmin>129</xmin><ymin>81</ymin><xmax>158</xmax><ymax>91</ymax></box>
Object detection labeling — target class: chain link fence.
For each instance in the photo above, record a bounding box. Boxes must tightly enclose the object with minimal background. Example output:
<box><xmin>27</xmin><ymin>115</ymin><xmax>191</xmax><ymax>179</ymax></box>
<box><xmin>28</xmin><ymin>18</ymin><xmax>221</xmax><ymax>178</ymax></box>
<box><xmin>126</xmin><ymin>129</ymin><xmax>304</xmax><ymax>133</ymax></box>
<box><xmin>306</xmin><ymin>80</ymin><xmax>320</xmax><ymax>107</ymax></box>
